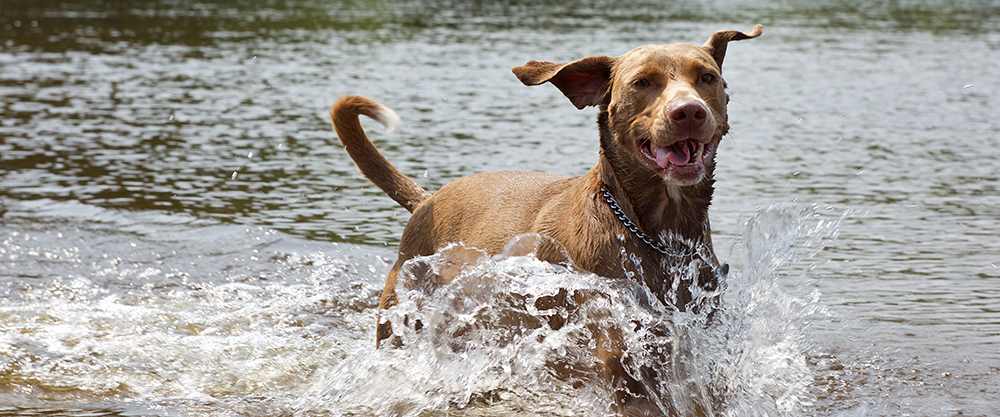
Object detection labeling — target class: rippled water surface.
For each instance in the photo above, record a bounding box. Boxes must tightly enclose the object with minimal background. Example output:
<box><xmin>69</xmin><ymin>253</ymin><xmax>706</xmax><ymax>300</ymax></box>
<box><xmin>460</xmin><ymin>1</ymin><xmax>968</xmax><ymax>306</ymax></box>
<box><xmin>2</xmin><ymin>0</ymin><xmax>1000</xmax><ymax>416</ymax></box>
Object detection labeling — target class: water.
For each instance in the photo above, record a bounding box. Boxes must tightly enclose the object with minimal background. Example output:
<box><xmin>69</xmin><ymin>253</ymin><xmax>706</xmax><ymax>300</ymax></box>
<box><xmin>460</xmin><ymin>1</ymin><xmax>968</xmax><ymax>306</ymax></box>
<box><xmin>2</xmin><ymin>0</ymin><xmax>999</xmax><ymax>415</ymax></box>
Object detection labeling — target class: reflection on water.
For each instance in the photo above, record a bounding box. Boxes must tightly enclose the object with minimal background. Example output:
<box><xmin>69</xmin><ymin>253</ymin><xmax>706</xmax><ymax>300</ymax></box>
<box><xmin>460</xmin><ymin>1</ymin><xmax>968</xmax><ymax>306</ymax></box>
<box><xmin>3</xmin><ymin>0</ymin><xmax>1000</xmax><ymax>415</ymax></box>
<box><xmin>3</xmin><ymin>0</ymin><xmax>998</xmax><ymax>52</ymax></box>
<box><xmin>3</xmin><ymin>0</ymin><xmax>999</xmax><ymax>245</ymax></box>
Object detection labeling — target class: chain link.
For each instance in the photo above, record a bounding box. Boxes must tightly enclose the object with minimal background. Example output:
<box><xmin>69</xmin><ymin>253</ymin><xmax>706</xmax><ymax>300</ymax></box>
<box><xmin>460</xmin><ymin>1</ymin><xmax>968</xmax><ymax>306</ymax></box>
<box><xmin>599</xmin><ymin>186</ymin><xmax>730</xmax><ymax>283</ymax></box>
<box><xmin>600</xmin><ymin>186</ymin><xmax>674</xmax><ymax>255</ymax></box>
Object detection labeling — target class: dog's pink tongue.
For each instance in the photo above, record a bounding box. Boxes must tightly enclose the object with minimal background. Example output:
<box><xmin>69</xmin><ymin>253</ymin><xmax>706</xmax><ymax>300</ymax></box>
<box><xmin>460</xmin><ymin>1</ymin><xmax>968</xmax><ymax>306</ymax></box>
<box><xmin>652</xmin><ymin>140</ymin><xmax>693</xmax><ymax>168</ymax></box>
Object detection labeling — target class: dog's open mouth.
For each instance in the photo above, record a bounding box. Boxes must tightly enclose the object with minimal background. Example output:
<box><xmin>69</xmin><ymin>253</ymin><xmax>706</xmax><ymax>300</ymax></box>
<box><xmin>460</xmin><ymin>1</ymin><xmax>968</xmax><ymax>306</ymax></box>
<box><xmin>638</xmin><ymin>138</ymin><xmax>707</xmax><ymax>170</ymax></box>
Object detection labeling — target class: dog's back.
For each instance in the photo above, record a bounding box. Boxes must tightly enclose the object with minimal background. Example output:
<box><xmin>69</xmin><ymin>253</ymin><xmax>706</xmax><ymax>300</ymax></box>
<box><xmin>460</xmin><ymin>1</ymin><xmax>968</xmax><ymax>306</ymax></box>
<box><xmin>406</xmin><ymin>171</ymin><xmax>573</xmax><ymax>253</ymax></box>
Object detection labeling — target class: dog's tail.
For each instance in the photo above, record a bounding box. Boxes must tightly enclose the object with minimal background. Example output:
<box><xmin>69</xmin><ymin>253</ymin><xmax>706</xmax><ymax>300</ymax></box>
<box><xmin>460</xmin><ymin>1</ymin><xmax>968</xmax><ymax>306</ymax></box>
<box><xmin>331</xmin><ymin>95</ymin><xmax>431</xmax><ymax>213</ymax></box>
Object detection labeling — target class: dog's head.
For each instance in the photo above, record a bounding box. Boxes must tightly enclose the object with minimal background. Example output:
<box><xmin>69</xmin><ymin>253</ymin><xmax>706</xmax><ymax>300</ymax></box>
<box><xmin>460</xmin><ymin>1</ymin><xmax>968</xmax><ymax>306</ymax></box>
<box><xmin>513</xmin><ymin>25</ymin><xmax>761</xmax><ymax>187</ymax></box>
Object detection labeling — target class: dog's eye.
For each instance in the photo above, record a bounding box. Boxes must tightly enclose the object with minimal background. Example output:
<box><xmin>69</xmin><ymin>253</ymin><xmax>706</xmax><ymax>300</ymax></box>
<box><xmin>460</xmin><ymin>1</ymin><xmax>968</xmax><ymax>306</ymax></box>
<box><xmin>700</xmin><ymin>74</ymin><xmax>716</xmax><ymax>84</ymax></box>
<box><xmin>633</xmin><ymin>78</ymin><xmax>651</xmax><ymax>88</ymax></box>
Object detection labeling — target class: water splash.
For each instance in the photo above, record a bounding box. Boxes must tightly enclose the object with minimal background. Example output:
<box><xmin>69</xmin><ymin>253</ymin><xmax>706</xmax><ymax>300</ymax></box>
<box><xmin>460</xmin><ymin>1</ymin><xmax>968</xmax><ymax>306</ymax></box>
<box><xmin>0</xmin><ymin>201</ymin><xmax>846</xmax><ymax>415</ymax></box>
<box><xmin>0</xmin><ymin>205</ymin><xmax>390</xmax><ymax>412</ymax></box>
<box><xmin>296</xmin><ymin>205</ymin><xmax>847</xmax><ymax>416</ymax></box>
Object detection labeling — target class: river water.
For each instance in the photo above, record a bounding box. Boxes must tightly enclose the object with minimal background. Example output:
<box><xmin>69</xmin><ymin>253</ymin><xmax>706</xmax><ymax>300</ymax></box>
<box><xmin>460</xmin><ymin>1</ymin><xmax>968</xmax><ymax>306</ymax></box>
<box><xmin>2</xmin><ymin>0</ymin><xmax>999</xmax><ymax>416</ymax></box>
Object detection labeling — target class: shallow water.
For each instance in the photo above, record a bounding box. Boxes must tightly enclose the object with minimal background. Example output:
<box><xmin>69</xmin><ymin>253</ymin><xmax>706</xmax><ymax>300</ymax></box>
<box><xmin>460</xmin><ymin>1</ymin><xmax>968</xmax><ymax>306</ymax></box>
<box><xmin>2</xmin><ymin>0</ymin><xmax>1000</xmax><ymax>415</ymax></box>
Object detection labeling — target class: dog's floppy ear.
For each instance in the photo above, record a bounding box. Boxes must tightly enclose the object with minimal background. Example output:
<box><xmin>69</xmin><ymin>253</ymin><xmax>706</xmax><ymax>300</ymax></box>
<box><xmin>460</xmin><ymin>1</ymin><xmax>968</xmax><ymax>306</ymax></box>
<box><xmin>512</xmin><ymin>56</ymin><xmax>615</xmax><ymax>110</ymax></box>
<box><xmin>702</xmin><ymin>24</ymin><xmax>763</xmax><ymax>69</ymax></box>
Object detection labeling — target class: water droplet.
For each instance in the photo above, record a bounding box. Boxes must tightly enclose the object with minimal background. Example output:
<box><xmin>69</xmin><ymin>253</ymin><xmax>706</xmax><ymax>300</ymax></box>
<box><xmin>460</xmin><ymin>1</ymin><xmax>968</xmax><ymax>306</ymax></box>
<box><xmin>231</xmin><ymin>171</ymin><xmax>238</xmax><ymax>179</ymax></box>
<box><xmin>168</xmin><ymin>113</ymin><xmax>174</xmax><ymax>121</ymax></box>
<box><xmin>963</xmin><ymin>83</ymin><xmax>974</xmax><ymax>89</ymax></box>
<box><xmin>422</xmin><ymin>170</ymin><xmax>428</xmax><ymax>177</ymax></box>
<box><xmin>247</xmin><ymin>152</ymin><xmax>253</xmax><ymax>159</ymax></box>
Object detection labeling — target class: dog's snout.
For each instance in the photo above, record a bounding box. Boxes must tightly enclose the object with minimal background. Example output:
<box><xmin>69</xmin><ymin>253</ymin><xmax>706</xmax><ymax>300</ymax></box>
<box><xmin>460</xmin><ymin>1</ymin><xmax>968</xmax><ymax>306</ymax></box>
<box><xmin>668</xmin><ymin>101</ymin><xmax>708</xmax><ymax>129</ymax></box>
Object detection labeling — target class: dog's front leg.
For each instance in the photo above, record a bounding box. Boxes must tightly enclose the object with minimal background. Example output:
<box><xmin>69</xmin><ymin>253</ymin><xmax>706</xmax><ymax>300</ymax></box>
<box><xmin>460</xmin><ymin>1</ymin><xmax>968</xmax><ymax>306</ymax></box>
<box><xmin>596</xmin><ymin>327</ymin><xmax>672</xmax><ymax>416</ymax></box>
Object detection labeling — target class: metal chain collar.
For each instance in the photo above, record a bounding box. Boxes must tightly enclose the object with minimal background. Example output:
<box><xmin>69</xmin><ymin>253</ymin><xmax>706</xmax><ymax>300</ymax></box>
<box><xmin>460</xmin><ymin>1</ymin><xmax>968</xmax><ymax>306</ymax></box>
<box><xmin>599</xmin><ymin>186</ymin><xmax>674</xmax><ymax>255</ymax></box>
<box><xmin>599</xmin><ymin>186</ymin><xmax>730</xmax><ymax>281</ymax></box>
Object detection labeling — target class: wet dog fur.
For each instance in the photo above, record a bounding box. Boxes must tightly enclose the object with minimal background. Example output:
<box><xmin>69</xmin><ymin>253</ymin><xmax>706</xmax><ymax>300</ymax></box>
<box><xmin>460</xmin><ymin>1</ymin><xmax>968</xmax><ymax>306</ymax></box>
<box><xmin>330</xmin><ymin>24</ymin><xmax>762</xmax><ymax>415</ymax></box>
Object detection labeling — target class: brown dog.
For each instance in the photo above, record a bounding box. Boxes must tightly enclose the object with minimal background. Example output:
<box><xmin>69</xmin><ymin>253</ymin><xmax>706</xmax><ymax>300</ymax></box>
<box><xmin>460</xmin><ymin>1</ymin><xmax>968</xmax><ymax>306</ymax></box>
<box><xmin>331</xmin><ymin>25</ymin><xmax>762</xmax><ymax>414</ymax></box>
